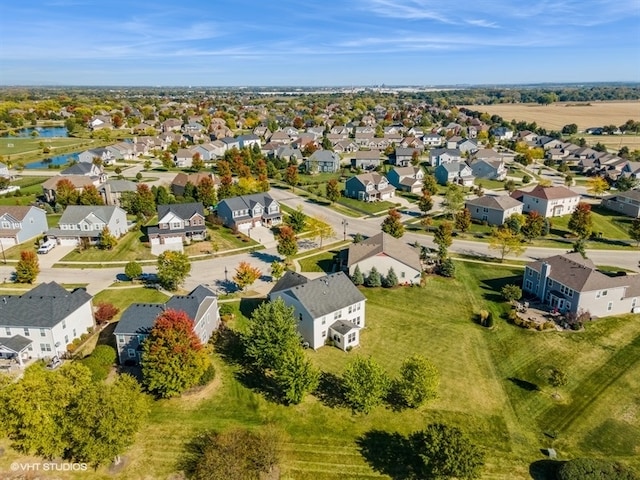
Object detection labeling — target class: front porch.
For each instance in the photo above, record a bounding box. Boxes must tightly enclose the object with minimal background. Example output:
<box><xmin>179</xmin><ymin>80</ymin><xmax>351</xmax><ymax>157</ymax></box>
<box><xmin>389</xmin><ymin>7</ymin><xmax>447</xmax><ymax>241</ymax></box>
<box><xmin>329</xmin><ymin>320</ymin><xmax>360</xmax><ymax>351</ymax></box>
<box><xmin>0</xmin><ymin>335</ymin><xmax>34</xmax><ymax>369</ymax></box>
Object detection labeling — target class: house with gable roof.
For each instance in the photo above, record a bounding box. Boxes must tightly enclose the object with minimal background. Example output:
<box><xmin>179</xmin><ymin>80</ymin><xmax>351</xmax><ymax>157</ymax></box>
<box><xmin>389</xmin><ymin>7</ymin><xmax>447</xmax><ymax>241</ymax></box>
<box><xmin>268</xmin><ymin>271</ymin><xmax>366</xmax><ymax>351</ymax></box>
<box><xmin>513</xmin><ymin>185</ymin><xmax>581</xmax><ymax>218</ymax></box>
<box><xmin>216</xmin><ymin>192</ymin><xmax>282</xmax><ymax>231</ymax></box>
<box><xmin>434</xmin><ymin>162</ymin><xmax>475</xmax><ymax>187</ymax></box>
<box><xmin>522</xmin><ymin>253</ymin><xmax>640</xmax><ymax>317</ymax></box>
<box><xmin>306</xmin><ymin>150</ymin><xmax>341</xmax><ymax>173</ymax></box>
<box><xmin>0</xmin><ymin>206</ymin><xmax>48</xmax><ymax>247</ymax></box>
<box><xmin>465</xmin><ymin>195</ymin><xmax>523</xmax><ymax>225</ymax></box>
<box><xmin>113</xmin><ymin>284</ymin><xmax>219</xmax><ymax>365</ymax></box>
<box><xmin>350</xmin><ymin>150</ymin><xmax>383</xmax><ymax>170</ymax></box>
<box><xmin>147</xmin><ymin>202</ymin><xmax>207</xmax><ymax>254</ymax></box>
<box><xmin>387</xmin><ymin>166</ymin><xmax>424</xmax><ymax>194</ymax></box>
<box><xmin>601</xmin><ymin>190</ymin><xmax>640</xmax><ymax>218</ymax></box>
<box><xmin>47</xmin><ymin>205</ymin><xmax>128</xmax><ymax>246</ymax></box>
<box><xmin>0</xmin><ymin>282</ymin><xmax>94</xmax><ymax>365</ymax></box>
<box><xmin>345</xmin><ymin>232</ymin><xmax>422</xmax><ymax>285</ymax></box>
<box><xmin>345</xmin><ymin>172</ymin><xmax>396</xmax><ymax>202</ymax></box>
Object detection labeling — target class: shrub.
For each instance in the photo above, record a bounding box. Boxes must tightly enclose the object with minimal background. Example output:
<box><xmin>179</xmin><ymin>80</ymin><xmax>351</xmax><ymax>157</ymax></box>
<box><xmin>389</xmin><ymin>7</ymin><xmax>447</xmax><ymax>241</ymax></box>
<box><xmin>80</xmin><ymin>333</ymin><xmax>88</xmax><ymax>341</ymax></box>
<box><xmin>438</xmin><ymin>258</ymin><xmax>455</xmax><ymax>278</ymax></box>
<box><xmin>94</xmin><ymin>302</ymin><xmax>120</xmax><ymax>325</ymax></box>
<box><xmin>557</xmin><ymin>458</ymin><xmax>638</xmax><ymax>480</ymax></box>
<box><xmin>198</xmin><ymin>365</ymin><xmax>216</xmax><ymax>386</ymax></box>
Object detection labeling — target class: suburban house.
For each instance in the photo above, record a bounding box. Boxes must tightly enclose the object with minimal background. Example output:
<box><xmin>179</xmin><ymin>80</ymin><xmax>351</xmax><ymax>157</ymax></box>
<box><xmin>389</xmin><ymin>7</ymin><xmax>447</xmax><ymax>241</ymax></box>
<box><xmin>78</xmin><ymin>148</ymin><xmax>113</xmax><ymax>165</ymax></box>
<box><xmin>387</xmin><ymin>166</ymin><xmax>424</xmax><ymax>193</ymax></box>
<box><xmin>522</xmin><ymin>253</ymin><xmax>640</xmax><ymax>318</ymax></box>
<box><xmin>345</xmin><ymin>172</ymin><xmax>396</xmax><ymax>202</ymax></box>
<box><xmin>601</xmin><ymin>190</ymin><xmax>640</xmax><ymax>217</ymax></box>
<box><xmin>0</xmin><ymin>282</ymin><xmax>94</xmax><ymax>365</ymax></box>
<box><xmin>513</xmin><ymin>185</ymin><xmax>581</xmax><ymax>218</ymax></box>
<box><xmin>174</xmin><ymin>148</ymin><xmax>195</xmax><ymax>168</ymax></box>
<box><xmin>306</xmin><ymin>150</ymin><xmax>341</xmax><ymax>173</ymax></box>
<box><xmin>113</xmin><ymin>285</ymin><xmax>220</xmax><ymax>365</ymax></box>
<box><xmin>0</xmin><ymin>162</ymin><xmax>10</xmax><ymax>178</ymax></box>
<box><xmin>216</xmin><ymin>192</ymin><xmax>282</xmax><ymax>230</ymax></box>
<box><xmin>491</xmin><ymin>127</ymin><xmax>514</xmax><ymax>141</ymax></box>
<box><xmin>99</xmin><ymin>179</ymin><xmax>137</xmax><ymax>207</ymax></box>
<box><xmin>422</xmin><ymin>133</ymin><xmax>444</xmax><ymax>147</ymax></box>
<box><xmin>468</xmin><ymin>158</ymin><xmax>507</xmax><ymax>181</ymax></box>
<box><xmin>147</xmin><ymin>202</ymin><xmax>207</xmax><ymax>255</ymax></box>
<box><xmin>434</xmin><ymin>162</ymin><xmax>475</xmax><ymax>187</ymax></box>
<box><xmin>60</xmin><ymin>162</ymin><xmax>106</xmax><ymax>181</ymax></box>
<box><xmin>465</xmin><ymin>195</ymin><xmax>523</xmax><ymax>225</ymax></box>
<box><xmin>238</xmin><ymin>134</ymin><xmax>261</xmax><ymax>149</ymax></box>
<box><xmin>0</xmin><ymin>206</ymin><xmax>48</xmax><ymax>248</ymax></box>
<box><xmin>393</xmin><ymin>147</ymin><xmax>419</xmax><ymax>167</ymax></box>
<box><xmin>42</xmin><ymin>175</ymin><xmax>104</xmax><ymax>203</ymax></box>
<box><xmin>47</xmin><ymin>205</ymin><xmax>128</xmax><ymax>246</ymax></box>
<box><xmin>344</xmin><ymin>232</ymin><xmax>422</xmax><ymax>285</ymax></box>
<box><xmin>429</xmin><ymin>148</ymin><xmax>463</xmax><ymax>167</ymax></box>
<box><xmin>106</xmin><ymin>142</ymin><xmax>135</xmax><ymax>161</ymax></box>
<box><xmin>170</xmin><ymin>172</ymin><xmax>219</xmax><ymax>199</ymax></box>
<box><xmin>350</xmin><ymin>150</ymin><xmax>383</xmax><ymax>170</ymax></box>
<box><xmin>268</xmin><ymin>271</ymin><xmax>366</xmax><ymax>351</ymax></box>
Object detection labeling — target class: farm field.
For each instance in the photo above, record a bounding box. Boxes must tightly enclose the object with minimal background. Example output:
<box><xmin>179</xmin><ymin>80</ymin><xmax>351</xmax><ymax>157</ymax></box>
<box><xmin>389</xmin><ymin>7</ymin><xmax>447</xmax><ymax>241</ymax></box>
<box><xmin>2</xmin><ymin>262</ymin><xmax>637</xmax><ymax>479</ymax></box>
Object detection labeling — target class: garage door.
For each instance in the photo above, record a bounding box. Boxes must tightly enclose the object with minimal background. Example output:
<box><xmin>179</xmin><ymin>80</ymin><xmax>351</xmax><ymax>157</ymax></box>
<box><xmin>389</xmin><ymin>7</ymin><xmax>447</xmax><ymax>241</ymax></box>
<box><xmin>58</xmin><ymin>237</ymin><xmax>79</xmax><ymax>246</ymax></box>
<box><xmin>0</xmin><ymin>237</ymin><xmax>17</xmax><ymax>249</ymax></box>
<box><xmin>163</xmin><ymin>236</ymin><xmax>183</xmax><ymax>245</ymax></box>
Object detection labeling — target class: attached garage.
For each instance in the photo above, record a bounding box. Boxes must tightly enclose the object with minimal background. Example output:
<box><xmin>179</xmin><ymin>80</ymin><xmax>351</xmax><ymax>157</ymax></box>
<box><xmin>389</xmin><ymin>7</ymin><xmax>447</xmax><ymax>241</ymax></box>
<box><xmin>57</xmin><ymin>237</ymin><xmax>80</xmax><ymax>247</ymax></box>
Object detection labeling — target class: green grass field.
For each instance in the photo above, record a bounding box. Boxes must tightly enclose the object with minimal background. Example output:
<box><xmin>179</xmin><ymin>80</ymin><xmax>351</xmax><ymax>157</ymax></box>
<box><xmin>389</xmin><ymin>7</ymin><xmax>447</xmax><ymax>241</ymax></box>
<box><xmin>1</xmin><ymin>262</ymin><xmax>638</xmax><ymax>479</ymax></box>
<box><xmin>298</xmin><ymin>250</ymin><xmax>338</xmax><ymax>272</ymax></box>
<box><xmin>60</xmin><ymin>229</ymin><xmax>156</xmax><ymax>263</ymax></box>
<box><xmin>0</xmin><ymin>137</ymin><xmax>101</xmax><ymax>166</ymax></box>
<box><xmin>337</xmin><ymin>197</ymin><xmax>399</xmax><ymax>216</ymax></box>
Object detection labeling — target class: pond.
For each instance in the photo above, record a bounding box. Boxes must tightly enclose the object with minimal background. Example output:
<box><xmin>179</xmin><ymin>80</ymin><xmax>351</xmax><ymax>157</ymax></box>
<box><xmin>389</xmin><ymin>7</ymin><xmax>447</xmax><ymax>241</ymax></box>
<box><xmin>25</xmin><ymin>153</ymin><xmax>78</xmax><ymax>169</ymax></box>
<box><xmin>2</xmin><ymin>126</ymin><xmax>69</xmax><ymax>138</ymax></box>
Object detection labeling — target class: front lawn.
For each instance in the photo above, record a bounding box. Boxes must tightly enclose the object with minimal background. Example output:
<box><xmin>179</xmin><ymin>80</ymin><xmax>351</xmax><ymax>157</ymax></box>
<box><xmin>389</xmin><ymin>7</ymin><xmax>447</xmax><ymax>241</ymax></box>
<box><xmin>298</xmin><ymin>250</ymin><xmax>338</xmax><ymax>273</ymax></box>
<box><xmin>337</xmin><ymin>197</ymin><xmax>399</xmax><ymax>216</ymax></box>
<box><xmin>60</xmin><ymin>229</ymin><xmax>155</xmax><ymax>263</ymax></box>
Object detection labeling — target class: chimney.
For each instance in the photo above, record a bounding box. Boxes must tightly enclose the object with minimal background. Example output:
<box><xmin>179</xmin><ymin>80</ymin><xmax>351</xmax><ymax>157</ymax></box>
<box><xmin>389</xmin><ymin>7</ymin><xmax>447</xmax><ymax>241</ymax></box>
<box><xmin>538</xmin><ymin>262</ymin><xmax>551</xmax><ymax>301</ymax></box>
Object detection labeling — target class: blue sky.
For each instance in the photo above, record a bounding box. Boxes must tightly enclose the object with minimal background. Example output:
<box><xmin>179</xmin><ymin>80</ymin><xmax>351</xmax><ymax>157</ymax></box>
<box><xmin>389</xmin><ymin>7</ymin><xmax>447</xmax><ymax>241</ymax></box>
<box><xmin>0</xmin><ymin>0</ymin><xmax>639</xmax><ymax>86</ymax></box>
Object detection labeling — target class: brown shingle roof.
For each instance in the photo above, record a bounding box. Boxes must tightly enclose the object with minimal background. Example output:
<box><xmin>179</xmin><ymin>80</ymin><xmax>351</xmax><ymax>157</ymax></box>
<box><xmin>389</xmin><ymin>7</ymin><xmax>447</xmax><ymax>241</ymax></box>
<box><xmin>347</xmin><ymin>232</ymin><xmax>421</xmax><ymax>271</ymax></box>
<box><xmin>524</xmin><ymin>185</ymin><xmax>580</xmax><ymax>200</ymax></box>
<box><xmin>0</xmin><ymin>206</ymin><xmax>33</xmax><ymax>221</ymax></box>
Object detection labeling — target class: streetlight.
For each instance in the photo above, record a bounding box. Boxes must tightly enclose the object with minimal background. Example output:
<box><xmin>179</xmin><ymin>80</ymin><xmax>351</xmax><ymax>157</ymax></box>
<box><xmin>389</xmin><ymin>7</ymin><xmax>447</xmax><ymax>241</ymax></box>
<box><xmin>342</xmin><ymin>219</ymin><xmax>349</xmax><ymax>241</ymax></box>
<box><xmin>224</xmin><ymin>266</ymin><xmax>228</xmax><ymax>282</ymax></box>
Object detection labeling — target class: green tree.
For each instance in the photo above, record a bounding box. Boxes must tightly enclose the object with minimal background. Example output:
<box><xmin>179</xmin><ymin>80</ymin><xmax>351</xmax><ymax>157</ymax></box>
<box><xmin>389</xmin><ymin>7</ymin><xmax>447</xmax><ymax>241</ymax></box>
<box><xmin>421</xmin><ymin>174</ymin><xmax>438</xmax><ymax>196</ymax></box>
<box><xmin>243</xmin><ymin>298</ymin><xmax>301</xmax><ymax>372</ymax></box>
<box><xmin>342</xmin><ymin>356</ymin><xmax>390</xmax><ymax>414</ymax></box>
<box><xmin>438</xmin><ymin>257</ymin><xmax>456</xmax><ymax>278</ymax></box>
<box><xmin>270</xmin><ymin>260</ymin><xmax>286</xmax><ymax>281</ymax></box>
<box><xmin>504</xmin><ymin>179</ymin><xmax>516</xmax><ymax>193</ymax></box>
<box><xmin>285</xmin><ymin>164</ymin><xmax>299</xmax><ymax>191</ymax></box>
<box><xmin>433</xmin><ymin>221</ymin><xmax>453</xmax><ymax>260</ymax></box>
<box><xmin>141</xmin><ymin>309</ymin><xmax>212</xmax><ymax>398</ymax></box>
<box><xmin>326</xmin><ymin>178</ymin><xmax>341</xmax><ymax>203</ymax></box>
<box><xmin>55</xmin><ymin>178</ymin><xmax>79</xmax><ymax>206</ymax></box>
<box><xmin>454</xmin><ymin>208</ymin><xmax>471</xmax><ymax>232</ymax></box>
<box><xmin>276</xmin><ymin>225</ymin><xmax>298</xmax><ymax>258</ymax></box>
<box><xmin>307</xmin><ymin>216</ymin><xmax>334</xmax><ymax>247</ymax></box>
<box><xmin>629</xmin><ymin>217</ymin><xmax>640</xmax><ymax>247</ymax></box>
<box><xmin>418</xmin><ymin>191</ymin><xmax>433</xmax><ymax>216</ymax></box>
<box><xmin>505</xmin><ymin>212</ymin><xmax>526</xmax><ymax>234</ymax></box>
<box><xmin>409</xmin><ymin>423</ymin><xmax>485</xmax><ymax>480</ymax></box>
<box><xmin>351</xmin><ymin>264</ymin><xmax>364</xmax><ymax>286</ymax></box>
<box><xmin>616</xmin><ymin>175</ymin><xmax>638</xmax><ymax>192</ymax></box>
<box><xmin>273</xmin><ymin>347</ymin><xmax>319</xmax><ymax>405</ymax></box>
<box><xmin>381</xmin><ymin>208</ymin><xmax>405</xmax><ymax>238</ymax></box>
<box><xmin>384</xmin><ymin>267</ymin><xmax>399</xmax><ymax>288</ymax></box>
<box><xmin>568</xmin><ymin>202</ymin><xmax>593</xmax><ymax>239</ymax></box>
<box><xmin>15</xmin><ymin>250</ymin><xmax>39</xmax><ymax>283</ymax></box>
<box><xmin>572</xmin><ymin>238</ymin><xmax>588</xmax><ymax>258</ymax></box>
<box><xmin>557</xmin><ymin>458</ymin><xmax>638</xmax><ymax>480</ymax></box>
<box><xmin>365</xmin><ymin>266</ymin><xmax>382</xmax><ymax>287</ymax></box>
<box><xmin>285</xmin><ymin>205</ymin><xmax>307</xmax><ymax>233</ymax></box>
<box><xmin>124</xmin><ymin>260</ymin><xmax>142</xmax><ymax>280</ymax></box>
<box><xmin>196</xmin><ymin>176</ymin><xmax>217</xmax><ymax>207</ymax></box>
<box><xmin>443</xmin><ymin>184</ymin><xmax>465</xmax><ymax>218</ymax></box>
<box><xmin>157</xmin><ymin>250</ymin><xmax>191</xmax><ymax>290</ymax></box>
<box><xmin>233</xmin><ymin>261</ymin><xmax>262</xmax><ymax>291</ymax></box>
<box><xmin>501</xmin><ymin>284</ymin><xmax>522</xmax><ymax>303</ymax></box>
<box><xmin>191</xmin><ymin>153</ymin><xmax>204</xmax><ymax>171</ymax></box>
<box><xmin>489</xmin><ymin>227</ymin><xmax>524</xmax><ymax>262</ymax></box>
<box><xmin>393</xmin><ymin>355</ymin><xmax>439</xmax><ymax>408</ymax></box>
<box><xmin>548</xmin><ymin>367</ymin><xmax>568</xmax><ymax>396</ymax></box>
<box><xmin>98</xmin><ymin>226</ymin><xmax>117</xmax><ymax>250</ymax></box>
<box><xmin>521</xmin><ymin>211</ymin><xmax>544</xmax><ymax>241</ymax></box>
<box><xmin>79</xmin><ymin>185</ymin><xmax>105</xmax><ymax>205</ymax></box>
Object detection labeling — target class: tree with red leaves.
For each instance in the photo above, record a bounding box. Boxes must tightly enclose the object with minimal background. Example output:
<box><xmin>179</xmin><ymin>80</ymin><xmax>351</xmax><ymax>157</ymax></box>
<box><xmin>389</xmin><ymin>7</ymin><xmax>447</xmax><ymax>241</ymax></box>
<box><xmin>141</xmin><ymin>309</ymin><xmax>212</xmax><ymax>398</ymax></box>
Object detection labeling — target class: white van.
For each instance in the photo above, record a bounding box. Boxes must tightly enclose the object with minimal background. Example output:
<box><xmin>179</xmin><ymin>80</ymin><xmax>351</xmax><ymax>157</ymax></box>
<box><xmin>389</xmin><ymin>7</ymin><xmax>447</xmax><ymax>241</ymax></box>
<box><xmin>37</xmin><ymin>240</ymin><xmax>56</xmax><ymax>254</ymax></box>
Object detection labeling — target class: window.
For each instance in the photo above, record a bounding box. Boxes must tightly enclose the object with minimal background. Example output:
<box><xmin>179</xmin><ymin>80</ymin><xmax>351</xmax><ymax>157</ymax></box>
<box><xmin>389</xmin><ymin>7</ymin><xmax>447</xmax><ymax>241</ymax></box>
<box><xmin>334</xmin><ymin>310</ymin><xmax>342</xmax><ymax>320</ymax></box>
<box><xmin>355</xmin><ymin>316</ymin><xmax>361</xmax><ymax>326</ymax></box>
<box><xmin>348</xmin><ymin>305</ymin><xmax>353</xmax><ymax>314</ymax></box>
<box><xmin>525</xmin><ymin>280</ymin><xmax>533</xmax><ymax>291</ymax></box>
<box><xmin>607</xmin><ymin>301</ymin><xmax>613</xmax><ymax>311</ymax></box>
<box><xmin>347</xmin><ymin>332</ymin><xmax>356</xmax><ymax>343</ymax></box>
<box><xmin>321</xmin><ymin>317</ymin><xmax>326</xmax><ymax>325</ymax></box>
<box><xmin>73</xmin><ymin>329</ymin><xmax>76</xmax><ymax>337</ymax></box>
<box><xmin>40</xmin><ymin>343</ymin><xmax>51</xmax><ymax>352</ymax></box>
<box><xmin>357</xmin><ymin>303</ymin><xmax>361</xmax><ymax>311</ymax></box>
<box><xmin>4</xmin><ymin>328</ymin><xmax>10</xmax><ymax>336</ymax></box>
<box><xmin>322</xmin><ymin>331</ymin><xmax>326</xmax><ymax>337</ymax></box>
<box><xmin>128</xmin><ymin>349</ymin><xmax>136</xmax><ymax>358</ymax></box>
<box><xmin>62</xmin><ymin>320</ymin><xmax>66</xmax><ymax>329</ymax></box>
<box><xmin>64</xmin><ymin>335</ymin><xmax>68</xmax><ymax>344</ymax></box>
<box><xmin>299</xmin><ymin>313</ymin><xmax>303</xmax><ymax>322</ymax></box>
<box><xmin>40</xmin><ymin>328</ymin><xmax>46</xmax><ymax>337</ymax></box>
<box><xmin>401</xmin><ymin>271</ymin><xmax>405</xmax><ymax>278</ymax></box>
<box><xmin>23</xmin><ymin>328</ymin><xmax>29</xmax><ymax>337</ymax></box>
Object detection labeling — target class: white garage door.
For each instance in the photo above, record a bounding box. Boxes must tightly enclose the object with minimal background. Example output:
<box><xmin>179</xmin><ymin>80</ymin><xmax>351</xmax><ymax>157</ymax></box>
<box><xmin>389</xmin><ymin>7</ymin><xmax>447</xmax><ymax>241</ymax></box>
<box><xmin>163</xmin><ymin>236</ymin><xmax>183</xmax><ymax>245</ymax></box>
<box><xmin>58</xmin><ymin>237</ymin><xmax>79</xmax><ymax>246</ymax></box>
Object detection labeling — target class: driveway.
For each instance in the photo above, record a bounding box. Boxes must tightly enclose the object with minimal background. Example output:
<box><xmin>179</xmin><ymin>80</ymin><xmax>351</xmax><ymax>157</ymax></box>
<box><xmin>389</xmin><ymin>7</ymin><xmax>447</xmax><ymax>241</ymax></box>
<box><xmin>36</xmin><ymin>245</ymin><xmax>76</xmax><ymax>269</ymax></box>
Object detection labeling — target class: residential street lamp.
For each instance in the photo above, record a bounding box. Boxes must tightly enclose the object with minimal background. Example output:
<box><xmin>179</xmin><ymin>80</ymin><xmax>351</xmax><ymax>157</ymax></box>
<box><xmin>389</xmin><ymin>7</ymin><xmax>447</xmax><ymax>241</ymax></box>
<box><xmin>342</xmin><ymin>219</ymin><xmax>349</xmax><ymax>241</ymax></box>
<box><xmin>224</xmin><ymin>266</ymin><xmax>228</xmax><ymax>282</ymax></box>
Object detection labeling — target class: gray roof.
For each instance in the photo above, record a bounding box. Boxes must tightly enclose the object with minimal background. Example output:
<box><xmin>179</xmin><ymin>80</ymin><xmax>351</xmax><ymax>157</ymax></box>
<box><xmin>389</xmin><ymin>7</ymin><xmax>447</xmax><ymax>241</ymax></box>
<box><xmin>270</xmin><ymin>271</ymin><xmax>309</xmax><ymax>293</ymax></box>
<box><xmin>466</xmin><ymin>195</ymin><xmax>522</xmax><ymax>211</ymax></box>
<box><xmin>309</xmin><ymin>150</ymin><xmax>340</xmax><ymax>164</ymax></box>
<box><xmin>114</xmin><ymin>285</ymin><xmax>217</xmax><ymax>336</ymax></box>
<box><xmin>347</xmin><ymin>232</ymin><xmax>422</xmax><ymax>271</ymax></box>
<box><xmin>604</xmin><ymin>190</ymin><xmax>640</xmax><ymax>202</ymax></box>
<box><xmin>0</xmin><ymin>335</ymin><xmax>32</xmax><ymax>353</ymax></box>
<box><xmin>271</xmin><ymin>272</ymin><xmax>365</xmax><ymax>319</ymax></box>
<box><xmin>58</xmin><ymin>205</ymin><xmax>123</xmax><ymax>225</ymax></box>
<box><xmin>100</xmin><ymin>179</ymin><xmax>137</xmax><ymax>193</ymax></box>
<box><xmin>527</xmin><ymin>253</ymin><xmax>640</xmax><ymax>294</ymax></box>
<box><xmin>330</xmin><ymin>320</ymin><xmax>359</xmax><ymax>335</ymax></box>
<box><xmin>157</xmin><ymin>202</ymin><xmax>205</xmax><ymax>220</ymax></box>
<box><xmin>217</xmin><ymin>193</ymin><xmax>277</xmax><ymax>213</ymax></box>
<box><xmin>0</xmin><ymin>282</ymin><xmax>92</xmax><ymax>329</ymax></box>
<box><xmin>61</xmin><ymin>163</ymin><xmax>95</xmax><ymax>176</ymax></box>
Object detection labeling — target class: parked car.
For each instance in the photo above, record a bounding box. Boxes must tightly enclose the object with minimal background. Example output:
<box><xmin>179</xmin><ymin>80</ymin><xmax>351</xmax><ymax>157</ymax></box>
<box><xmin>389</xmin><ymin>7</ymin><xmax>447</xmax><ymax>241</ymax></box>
<box><xmin>46</xmin><ymin>356</ymin><xmax>62</xmax><ymax>370</ymax></box>
<box><xmin>37</xmin><ymin>240</ymin><xmax>56</xmax><ymax>254</ymax></box>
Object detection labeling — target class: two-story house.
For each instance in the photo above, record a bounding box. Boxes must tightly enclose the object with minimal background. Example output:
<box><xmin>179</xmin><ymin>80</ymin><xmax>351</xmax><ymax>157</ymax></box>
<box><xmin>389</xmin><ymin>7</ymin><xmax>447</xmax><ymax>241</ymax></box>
<box><xmin>306</xmin><ymin>150</ymin><xmax>341</xmax><ymax>173</ymax></box>
<box><xmin>0</xmin><ymin>282</ymin><xmax>94</xmax><ymax>365</ymax></box>
<box><xmin>434</xmin><ymin>162</ymin><xmax>475</xmax><ymax>187</ymax></box>
<box><xmin>513</xmin><ymin>185</ymin><xmax>581</xmax><ymax>218</ymax></box>
<box><xmin>522</xmin><ymin>253</ymin><xmax>640</xmax><ymax>318</ymax></box>
<box><xmin>392</xmin><ymin>147</ymin><xmax>419</xmax><ymax>167</ymax></box>
<box><xmin>113</xmin><ymin>285</ymin><xmax>220</xmax><ymax>365</ymax></box>
<box><xmin>468</xmin><ymin>158</ymin><xmax>507</xmax><ymax>181</ymax></box>
<box><xmin>47</xmin><ymin>205</ymin><xmax>128</xmax><ymax>246</ymax></box>
<box><xmin>216</xmin><ymin>192</ymin><xmax>282</xmax><ymax>231</ymax></box>
<box><xmin>268</xmin><ymin>271</ymin><xmax>366</xmax><ymax>351</ymax></box>
<box><xmin>0</xmin><ymin>206</ymin><xmax>48</xmax><ymax>247</ymax></box>
<box><xmin>350</xmin><ymin>150</ymin><xmax>383</xmax><ymax>170</ymax></box>
<box><xmin>429</xmin><ymin>148</ymin><xmax>463</xmax><ymax>167</ymax></box>
<box><xmin>78</xmin><ymin>148</ymin><xmax>114</xmax><ymax>165</ymax></box>
<box><xmin>99</xmin><ymin>179</ymin><xmax>137</xmax><ymax>207</ymax></box>
<box><xmin>147</xmin><ymin>202</ymin><xmax>207</xmax><ymax>254</ymax></box>
<box><xmin>345</xmin><ymin>172</ymin><xmax>396</xmax><ymax>202</ymax></box>
<box><xmin>387</xmin><ymin>166</ymin><xmax>424</xmax><ymax>194</ymax></box>
<box><xmin>465</xmin><ymin>195</ymin><xmax>523</xmax><ymax>225</ymax></box>
<box><xmin>601</xmin><ymin>190</ymin><xmax>640</xmax><ymax>218</ymax></box>
<box><xmin>42</xmin><ymin>175</ymin><xmax>104</xmax><ymax>204</ymax></box>
<box><xmin>170</xmin><ymin>172</ymin><xmax>219</xmax><ymax>200</ymax></box>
